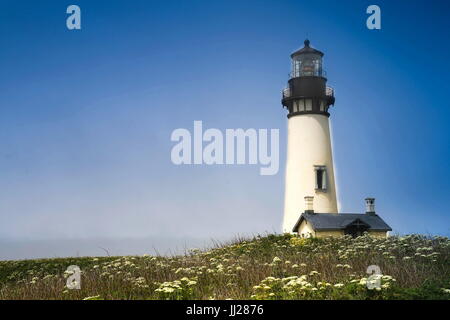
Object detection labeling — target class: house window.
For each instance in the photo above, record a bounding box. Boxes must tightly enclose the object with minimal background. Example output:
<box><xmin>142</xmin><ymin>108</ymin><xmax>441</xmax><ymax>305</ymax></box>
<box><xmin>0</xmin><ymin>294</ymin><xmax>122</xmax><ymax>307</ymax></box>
<box><xmin>314</xmin><ymin>165</ymin><xmax>327</xmax><ymax>191</ymax></box>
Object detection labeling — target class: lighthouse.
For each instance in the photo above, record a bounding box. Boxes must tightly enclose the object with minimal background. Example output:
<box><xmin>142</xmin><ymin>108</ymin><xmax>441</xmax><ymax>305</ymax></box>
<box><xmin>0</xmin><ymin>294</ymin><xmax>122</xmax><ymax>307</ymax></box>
<box><xmin>281</xmin><ymin>40</ymin><xmax>338</xmax><ymax>233</ymax></box>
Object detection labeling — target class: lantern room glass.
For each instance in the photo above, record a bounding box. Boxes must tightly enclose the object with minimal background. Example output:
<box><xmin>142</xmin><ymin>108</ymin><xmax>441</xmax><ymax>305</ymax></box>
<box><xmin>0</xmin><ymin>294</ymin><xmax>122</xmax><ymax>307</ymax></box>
<box><xmin>291</xmin><ymin>53</ymin><xmax>323</xmax><ymax>78</ymax></box>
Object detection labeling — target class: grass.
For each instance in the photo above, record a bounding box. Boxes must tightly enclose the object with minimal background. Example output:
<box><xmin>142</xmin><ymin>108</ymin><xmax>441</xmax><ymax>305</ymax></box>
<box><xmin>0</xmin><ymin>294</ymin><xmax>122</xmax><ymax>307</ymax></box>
<box><xmin>0</xmin><ymin>233</ymin><xmax>449</xmax><ymax>300</ymax></box>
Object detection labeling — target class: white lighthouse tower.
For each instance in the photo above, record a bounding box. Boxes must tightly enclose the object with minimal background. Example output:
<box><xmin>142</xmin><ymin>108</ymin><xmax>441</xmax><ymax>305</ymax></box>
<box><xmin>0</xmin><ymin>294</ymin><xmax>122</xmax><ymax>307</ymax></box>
<box><xmin>282</xmin><ymin>40</ymin><xmax>338</xmax><ymax>233</ymax></box>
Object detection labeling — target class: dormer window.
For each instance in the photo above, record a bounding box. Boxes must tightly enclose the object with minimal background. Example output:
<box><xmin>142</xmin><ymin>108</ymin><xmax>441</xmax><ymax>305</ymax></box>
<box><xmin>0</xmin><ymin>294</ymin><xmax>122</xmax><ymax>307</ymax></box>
<box><xmin>314</xmin><ymin>165</ymin><xmax>327</xmax><ymax>191</ymax></box>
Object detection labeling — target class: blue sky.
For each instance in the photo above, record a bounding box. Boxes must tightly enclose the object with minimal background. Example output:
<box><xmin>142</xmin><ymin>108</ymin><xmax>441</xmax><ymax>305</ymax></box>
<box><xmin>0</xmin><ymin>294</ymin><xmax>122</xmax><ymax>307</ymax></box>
<box><xmin>0</xmin><ymin>0</ymin><xmax>449</xmax><ymax>253</ymax></box>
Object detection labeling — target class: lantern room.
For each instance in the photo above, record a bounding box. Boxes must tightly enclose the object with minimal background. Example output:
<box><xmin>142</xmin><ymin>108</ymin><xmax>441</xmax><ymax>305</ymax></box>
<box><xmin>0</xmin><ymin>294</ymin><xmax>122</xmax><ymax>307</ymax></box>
<box><xmin>290</xmin><ymin>39</ymin><xmax>325</xmax><ymax>78</ymax></box>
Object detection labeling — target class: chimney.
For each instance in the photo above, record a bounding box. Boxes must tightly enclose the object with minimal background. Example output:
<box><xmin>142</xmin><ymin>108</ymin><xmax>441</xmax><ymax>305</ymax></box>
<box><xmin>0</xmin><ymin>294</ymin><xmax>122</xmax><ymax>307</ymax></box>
<box><xmin>304</xmin><ymin>196</ymin><xmax>314</xmax><ymax>214</ymax></box>
<box><xmin>365</xmin><ymin>198</ymin><xmax>376</xmax><ymax>215</ymax></box>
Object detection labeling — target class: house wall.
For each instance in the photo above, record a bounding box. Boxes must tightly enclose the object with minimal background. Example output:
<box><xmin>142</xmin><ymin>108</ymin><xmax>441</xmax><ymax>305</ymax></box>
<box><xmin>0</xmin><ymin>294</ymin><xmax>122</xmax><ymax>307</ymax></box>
<box><xmin>315</xmin><ymin>230</ymin><xmax>344</xmax><ymax>238</ymax></box>
<box><xmin>296</xmin><ymin>224</ymin><xmax>389</xmax><ymax>239</ymax></box>
<box><xmin>368</xmin><ymin>231</ymin><xmax>389</xmax><ymax>238</ymax></box>
<box><xmin>297</xmin><ymin>220</ymin><xmax>315</xmax><ymax>238</ymax></box>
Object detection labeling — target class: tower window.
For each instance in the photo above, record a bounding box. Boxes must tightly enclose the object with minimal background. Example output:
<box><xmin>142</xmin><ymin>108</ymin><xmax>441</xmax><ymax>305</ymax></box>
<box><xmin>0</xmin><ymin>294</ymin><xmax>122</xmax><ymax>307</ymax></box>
<box><xmin>305</xmin><ymin>99</ymin><xmax>312</xmax><ymax>111</ymax></box>
<box><xmin>298</xmin><ymin>99</ymin><xmax>305</xmax><ymax>111</ymax></box>
<box><xmin>319</xmin><ymin>101</ymin><xmax>325</xmax><ymax>112</ymax></box>
<box><xmin>314</xmin><ymin>166</ymin><xmax>327</xmax><ymax>191</ymax></box>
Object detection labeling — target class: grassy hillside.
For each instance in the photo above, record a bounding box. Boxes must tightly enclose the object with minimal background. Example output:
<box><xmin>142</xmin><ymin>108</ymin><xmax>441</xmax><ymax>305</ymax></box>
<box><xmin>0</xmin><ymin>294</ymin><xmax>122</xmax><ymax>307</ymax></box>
<box><xmin>0</xmin><ymin>234</ymin><xmax>449</xmax><ymax>300</ymax></box>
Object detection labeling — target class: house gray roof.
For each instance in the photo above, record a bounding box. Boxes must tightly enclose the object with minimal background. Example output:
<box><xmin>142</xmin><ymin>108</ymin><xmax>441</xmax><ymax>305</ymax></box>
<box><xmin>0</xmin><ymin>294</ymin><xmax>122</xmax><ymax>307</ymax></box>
<box><xmin>292</xmin><ymin>212</ymin><xmax>392</xmax><ymax>233</ymax></box>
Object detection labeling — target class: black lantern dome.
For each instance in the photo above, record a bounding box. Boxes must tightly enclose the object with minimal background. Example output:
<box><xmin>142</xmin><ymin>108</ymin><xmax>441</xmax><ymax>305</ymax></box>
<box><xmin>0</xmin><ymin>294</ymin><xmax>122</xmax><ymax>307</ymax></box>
<box><xmin>291</xmin><ymin>39</ymin><xmax>324</xmax><ymax>58</ymax></box>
